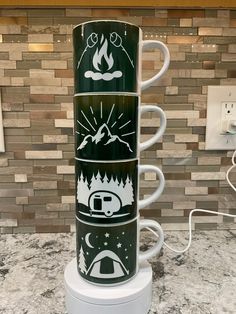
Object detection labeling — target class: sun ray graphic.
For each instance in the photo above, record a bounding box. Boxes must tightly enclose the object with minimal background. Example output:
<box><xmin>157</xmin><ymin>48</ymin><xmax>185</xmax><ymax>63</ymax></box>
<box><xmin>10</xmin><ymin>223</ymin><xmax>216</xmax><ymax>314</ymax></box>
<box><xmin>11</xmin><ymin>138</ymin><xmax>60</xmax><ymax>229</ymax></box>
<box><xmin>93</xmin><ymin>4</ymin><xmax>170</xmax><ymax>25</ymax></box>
<box><xmin>76</xmin><ymin>131</ymin><xmax>86</xmax><ymax>136</ymax></box>
<box><xmin>77</xmin><ymin>102</ymin><xmax>135</xmax><ymax>141</ymax></box>
<box><xmin>90</xmin><ymin>106</ymin><xmax>97</xmax><ymax>125</ymax></box>
<box><xmin>106</xmin><ymin>103</ymin><xmax>115</xmax><ymax>125</ymax></box>
<box><xmin>100</xmin><ymin>102</ymin><xmax>103</xmax><ymax>119</ymax></box>
<box><xmin>118</xmin><ymin>113</ymin><xmax>124</xmax><ymax>119</ymax></box>
<box><xmin>111</xmin><ymin>121</ymin><xmax>117</xmax><ymax>128</ymax></box>
<box><xmin>81</xmin><ymin>110</ymin><xmax>96</xmax><ymax>132</ymax></box>
<box><xmin>119</xmin><ymin>120</ymin><xmax>131</xmax><ymax>130</ymax></box>
<box><xmin>121</xmin><ymin>131</ymin><xmax>135</xmax><ymax>137</ymax></box>
<box><xmin>111</xmin><ymin>112</ymin><xmax>123</xmax><ymax>128</ymax></box>
<box><xmin>77</xmin><ymin>120</ymin><xmax>90</xmax><ymax>132</ymax></box>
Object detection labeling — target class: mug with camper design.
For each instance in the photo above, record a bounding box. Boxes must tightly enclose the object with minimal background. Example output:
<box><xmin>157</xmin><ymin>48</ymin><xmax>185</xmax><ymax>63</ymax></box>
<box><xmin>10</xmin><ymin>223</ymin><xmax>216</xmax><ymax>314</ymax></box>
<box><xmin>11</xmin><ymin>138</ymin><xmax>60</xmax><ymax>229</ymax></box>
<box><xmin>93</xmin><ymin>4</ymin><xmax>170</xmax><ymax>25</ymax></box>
<box><xmin>75</xmin><ymin>158</ymin><xmax>165</xmax><ymax>224</ymax></box>
<box><xmin>73</xmin><ymin>20</ymin><xmax>170</xmax><ymax>94</ymax></box>
<box><xmin>74</xmin><ymin>94</ymin><xmax>166</xmax><ymax>160</ymax></box>
<box><xmin>76</xmin><ymin>216</ymin><xmax>164</xmax><ymax>285</ymax></box>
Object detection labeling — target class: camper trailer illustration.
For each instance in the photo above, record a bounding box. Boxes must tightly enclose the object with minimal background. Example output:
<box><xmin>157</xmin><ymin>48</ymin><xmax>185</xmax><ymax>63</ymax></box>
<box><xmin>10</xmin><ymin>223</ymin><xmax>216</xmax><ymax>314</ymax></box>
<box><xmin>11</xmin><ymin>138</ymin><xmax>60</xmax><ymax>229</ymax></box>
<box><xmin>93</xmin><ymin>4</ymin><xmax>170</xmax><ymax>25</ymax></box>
<box><xmin>77</xmin><ymin>170</ymin><xmax>134</xmax><ymax>218</ymax></box>
<box><xmin>88</xmin><ymin>190</ymin><xmax>122</xmax><ymax>217</ymax></box>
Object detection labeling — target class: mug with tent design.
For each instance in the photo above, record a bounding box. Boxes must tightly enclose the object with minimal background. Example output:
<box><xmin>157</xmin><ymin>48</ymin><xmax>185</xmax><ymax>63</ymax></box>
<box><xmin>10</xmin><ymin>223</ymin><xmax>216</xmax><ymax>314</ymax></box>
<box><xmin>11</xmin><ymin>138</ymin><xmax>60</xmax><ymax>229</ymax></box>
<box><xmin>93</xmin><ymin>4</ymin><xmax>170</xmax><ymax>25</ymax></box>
<box><xmin>74</xmin><ymin>94</ymin><xmax>166</xmax><ymax>160</ymax></box>
<box><xmin>73</xmin><ymin>20</ymin><xmax>170</xmax><ymax>94</ymax></box>
<box><xmin>76</xmin><ymin>216</ymin><xmax>164</xmax><ymax>286</ymax></box>
<box><xmin>75</xmin><ymin>158</ymin><xmax>165</xmax><ymax>224</ymax></box>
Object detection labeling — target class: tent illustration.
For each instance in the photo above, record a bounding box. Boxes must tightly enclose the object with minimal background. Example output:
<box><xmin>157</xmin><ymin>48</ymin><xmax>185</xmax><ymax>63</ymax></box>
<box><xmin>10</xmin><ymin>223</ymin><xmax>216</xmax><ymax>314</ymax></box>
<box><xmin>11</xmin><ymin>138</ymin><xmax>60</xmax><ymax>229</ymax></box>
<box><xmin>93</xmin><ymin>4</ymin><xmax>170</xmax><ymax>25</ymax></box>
<box><xmin>86</xmin><ymin>250</ymin><xmax>129</xmax><ymax>279</ymax></box>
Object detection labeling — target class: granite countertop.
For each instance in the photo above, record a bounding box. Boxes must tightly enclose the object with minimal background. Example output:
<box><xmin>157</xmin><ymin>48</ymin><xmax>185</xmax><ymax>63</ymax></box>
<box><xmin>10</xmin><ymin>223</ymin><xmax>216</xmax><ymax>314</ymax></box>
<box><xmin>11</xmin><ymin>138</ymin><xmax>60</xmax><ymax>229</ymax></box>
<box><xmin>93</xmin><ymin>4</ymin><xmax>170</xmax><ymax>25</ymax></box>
<box><xmin>0</xmin><ymin>230</ymin><xmax>235</xmax><ymax>314</ymax></box>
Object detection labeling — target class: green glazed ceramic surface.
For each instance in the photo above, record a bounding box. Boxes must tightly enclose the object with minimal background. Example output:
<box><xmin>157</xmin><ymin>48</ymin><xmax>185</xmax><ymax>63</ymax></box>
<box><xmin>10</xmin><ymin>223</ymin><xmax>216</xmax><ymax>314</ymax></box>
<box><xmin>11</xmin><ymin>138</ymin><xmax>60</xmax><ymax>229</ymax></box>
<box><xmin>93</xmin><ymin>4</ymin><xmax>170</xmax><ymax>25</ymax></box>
<box><xmin>74</xmin><ymin>95</ymin><xmax>139</xmax><ymax>160</ymax></box>
<box><xmin>75</xmin><ymin>159</ymin><xmax>138</xmax><ymax>224</ymax></box>
<box><xmin>73</xmin><ymin>21</ymin><xmax>139</xmax><ymax>93</ymax></box>
<box><xmin>76</xmin><ymin>218</ymin><xmax>137</xmax><ymax>285</ymax></box>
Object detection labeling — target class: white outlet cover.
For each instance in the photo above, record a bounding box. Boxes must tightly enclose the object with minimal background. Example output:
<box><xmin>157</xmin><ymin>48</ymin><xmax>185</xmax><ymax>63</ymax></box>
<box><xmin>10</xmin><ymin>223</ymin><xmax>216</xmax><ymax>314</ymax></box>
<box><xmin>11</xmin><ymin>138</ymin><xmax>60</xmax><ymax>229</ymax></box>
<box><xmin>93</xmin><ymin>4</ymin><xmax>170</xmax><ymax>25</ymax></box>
<box><xmin>206</xmin><ymin>86</ymin><xmax>236</xmax><ymax>150</ymax></box>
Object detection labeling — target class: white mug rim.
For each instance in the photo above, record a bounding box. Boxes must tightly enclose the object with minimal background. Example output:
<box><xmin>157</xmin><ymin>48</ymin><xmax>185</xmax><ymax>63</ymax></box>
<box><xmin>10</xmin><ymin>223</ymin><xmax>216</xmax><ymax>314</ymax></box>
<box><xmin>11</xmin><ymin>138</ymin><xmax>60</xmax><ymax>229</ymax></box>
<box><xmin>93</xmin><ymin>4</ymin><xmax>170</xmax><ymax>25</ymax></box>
<box><xmin>75</xmin><ymin>157</ymin><xmax>138</xmax><ymax>163</ymax></box>
<box><xmin>76</xmin><ymin>214</ymin><xmax>140</xmax><ymax>227</ymax></box>
<box><xmin>74</xmin><ymin>92</ymin><xmax>138</xmax><ymax>97</ymax></box>
<box><xmin>73</xmin><ymin>19</ymin><xmax>141</xmax><ymax>30</ymax></box>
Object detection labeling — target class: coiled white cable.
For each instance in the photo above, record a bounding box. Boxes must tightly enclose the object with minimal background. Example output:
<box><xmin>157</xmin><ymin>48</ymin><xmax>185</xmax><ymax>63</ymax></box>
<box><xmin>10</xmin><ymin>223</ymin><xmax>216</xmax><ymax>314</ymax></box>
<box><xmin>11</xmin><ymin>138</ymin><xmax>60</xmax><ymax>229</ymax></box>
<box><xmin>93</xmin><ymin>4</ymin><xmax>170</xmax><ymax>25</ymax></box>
<box><xmin>146</xmin><ymin>150</ymin><xmax>236</xmax><ymax>253</ymax></box>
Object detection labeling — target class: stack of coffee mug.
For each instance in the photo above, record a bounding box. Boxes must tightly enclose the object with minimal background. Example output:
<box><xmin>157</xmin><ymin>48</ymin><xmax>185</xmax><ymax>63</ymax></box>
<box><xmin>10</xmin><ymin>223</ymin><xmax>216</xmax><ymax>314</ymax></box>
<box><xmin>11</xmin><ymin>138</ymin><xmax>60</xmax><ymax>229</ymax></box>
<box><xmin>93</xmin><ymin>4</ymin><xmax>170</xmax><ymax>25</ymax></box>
<box><xmin>73</xmin><ymin>20</ymin><xmax>170</xmax><ymax>286</ymax></box>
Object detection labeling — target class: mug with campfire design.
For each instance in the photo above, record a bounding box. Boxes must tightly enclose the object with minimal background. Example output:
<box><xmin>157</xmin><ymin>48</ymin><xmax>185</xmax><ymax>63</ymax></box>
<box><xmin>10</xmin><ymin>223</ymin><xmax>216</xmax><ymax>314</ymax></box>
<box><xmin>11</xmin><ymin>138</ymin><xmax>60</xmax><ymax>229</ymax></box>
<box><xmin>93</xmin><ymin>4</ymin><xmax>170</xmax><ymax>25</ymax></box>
<box><xmin>73</xmin><ymin>20</ymin><xmax>170</xmax><ymax>94</ymax></box>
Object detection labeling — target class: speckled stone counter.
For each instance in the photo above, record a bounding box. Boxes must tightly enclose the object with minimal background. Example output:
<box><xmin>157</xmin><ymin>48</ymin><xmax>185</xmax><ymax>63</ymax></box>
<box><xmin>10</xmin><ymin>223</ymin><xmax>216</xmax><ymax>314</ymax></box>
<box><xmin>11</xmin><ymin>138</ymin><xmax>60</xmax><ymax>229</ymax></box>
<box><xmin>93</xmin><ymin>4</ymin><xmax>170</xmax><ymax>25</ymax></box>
<box><xmin>0</xmin><ymin>230</ymin><xmax>235</xmax><ymax>314</ymax></box>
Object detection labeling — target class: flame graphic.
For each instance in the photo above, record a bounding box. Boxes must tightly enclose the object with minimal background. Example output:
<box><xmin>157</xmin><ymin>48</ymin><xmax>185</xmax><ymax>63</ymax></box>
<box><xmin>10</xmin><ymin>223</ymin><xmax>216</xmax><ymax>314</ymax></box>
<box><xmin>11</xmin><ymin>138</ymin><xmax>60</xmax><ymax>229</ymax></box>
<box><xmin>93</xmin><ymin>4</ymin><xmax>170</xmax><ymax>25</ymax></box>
<box><xmin>93</xmin><ymin>37</ymin><xmax>114</xmax><ymax>72</ymax></box>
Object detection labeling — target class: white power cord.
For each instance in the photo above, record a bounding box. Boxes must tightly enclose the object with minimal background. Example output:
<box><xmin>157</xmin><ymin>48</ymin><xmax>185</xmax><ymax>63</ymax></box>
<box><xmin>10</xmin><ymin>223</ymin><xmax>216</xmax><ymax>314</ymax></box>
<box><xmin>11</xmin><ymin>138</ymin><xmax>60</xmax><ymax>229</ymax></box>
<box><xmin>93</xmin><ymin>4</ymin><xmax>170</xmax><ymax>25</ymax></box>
<box><xmin>226</xmin><ymin>150</ymin><xmax>236</xmax><ymax>192</ymax></box>
<box><xmin>147</xmin><ymin>209</ymin><xmax>236</xmax><ymax>254</ymax></box>
<box><xmin>222</xmin><ymin>120</ymin><xmax>236</xmax><ymax>135</ymax></box>
<box><xmin>146</xmin><ymin>150</ymin><xmax>236</xmax><ymax>254</ymax></box>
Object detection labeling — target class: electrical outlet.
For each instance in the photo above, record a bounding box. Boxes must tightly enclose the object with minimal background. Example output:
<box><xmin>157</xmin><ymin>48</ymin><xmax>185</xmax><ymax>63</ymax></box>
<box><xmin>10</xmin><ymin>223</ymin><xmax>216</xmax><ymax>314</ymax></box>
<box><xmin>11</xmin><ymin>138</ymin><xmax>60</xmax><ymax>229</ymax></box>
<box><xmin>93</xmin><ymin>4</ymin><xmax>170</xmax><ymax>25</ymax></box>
<box><xmin>206</xmin><ymin>86</ymin><xmax>236</xmax><ymax>150</ymax></box>
<box><xmin>221</xmin><ymin>102</ymin><xmax>236</xmax><ymax>134</ymax></box>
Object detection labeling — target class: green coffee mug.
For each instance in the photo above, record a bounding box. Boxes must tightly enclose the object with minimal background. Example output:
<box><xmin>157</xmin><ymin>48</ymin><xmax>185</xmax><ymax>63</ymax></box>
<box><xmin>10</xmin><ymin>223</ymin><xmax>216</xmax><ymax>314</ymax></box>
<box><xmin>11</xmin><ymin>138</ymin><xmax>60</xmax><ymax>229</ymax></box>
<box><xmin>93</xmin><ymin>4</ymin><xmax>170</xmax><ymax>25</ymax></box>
<box><xmin>74</xmin><ymin>94</ymin><xmax>166</xmax><ymax>160</ymax></box>
<box><xmin>76</xmin><ymin>216</ymin><xmax>164</xmax><ymax>286</ymax></box>
<box><xmin>75</xmin><ymin>158</ymin><xmax>165</xmax><ymax>224</ymax></box>
<box><xmin>73</xmin><ymin>20</ymin><xmax>170</xmax><ymax>94</ymax></box>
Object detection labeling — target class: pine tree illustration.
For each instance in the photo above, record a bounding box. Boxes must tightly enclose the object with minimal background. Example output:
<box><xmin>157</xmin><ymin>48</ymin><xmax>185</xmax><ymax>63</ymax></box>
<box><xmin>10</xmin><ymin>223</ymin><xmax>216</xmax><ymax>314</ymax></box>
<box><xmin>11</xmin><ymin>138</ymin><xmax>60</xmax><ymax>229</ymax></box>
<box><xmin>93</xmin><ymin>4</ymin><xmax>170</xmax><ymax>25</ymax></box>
<box><xmin>77</xmin><ymin>172</ymin><xmax>90</xmax><ymax>206</ymax></box>
<box><xmin>124</xmin><ymin>175</ymin><xmax>134</xmax><ymax>205</ymax></box>
<box><xmin>90</xmin><ymin>173</ymin><xmax>97</xmax><ymax>193</ymax></box>
<box><xmin>102</xmin><ymin>173</ymin><xmax>110</xmax><ymax>190</ymax></box>
<box><xmin>96</xmin><ymin>170</ymin><xmax>102</xmax><ymax>183</ymax></box>
<box><xmin>78</xmin><ymin>245</ymin><xmax>87</xmax><ymax>274</ymax></box>
<box><xmin>77</xmin><ymin>171</ymin><xmax>84</xmax><ymax>202</ymax></box>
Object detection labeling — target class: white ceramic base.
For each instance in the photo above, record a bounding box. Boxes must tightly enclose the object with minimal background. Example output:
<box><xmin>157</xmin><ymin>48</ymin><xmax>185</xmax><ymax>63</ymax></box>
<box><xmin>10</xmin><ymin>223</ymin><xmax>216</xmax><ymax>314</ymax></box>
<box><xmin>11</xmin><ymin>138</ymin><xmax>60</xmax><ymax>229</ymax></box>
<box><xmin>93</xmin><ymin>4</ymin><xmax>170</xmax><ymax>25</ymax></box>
<box><xmin>64</xmin><ymin>258</ymin><xmax>152</xmax><ymax>314</ymax></box>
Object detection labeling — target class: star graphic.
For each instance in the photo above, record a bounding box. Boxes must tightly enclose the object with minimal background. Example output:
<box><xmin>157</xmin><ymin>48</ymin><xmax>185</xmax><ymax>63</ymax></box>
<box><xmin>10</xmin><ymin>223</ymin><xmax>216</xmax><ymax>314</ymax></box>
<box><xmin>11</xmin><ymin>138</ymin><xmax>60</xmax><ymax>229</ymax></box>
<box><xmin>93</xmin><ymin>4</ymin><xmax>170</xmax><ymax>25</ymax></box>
<box><xmin>104</xmin><ymin>242</ymin><xmax>108</xmax><ymax>246</ymax></box>
<box><xmin>125</xmin><ymin>248</ymin><xmax>127</xmax><ymax>251</ymax></box>
<box><xmin>117</xmin><ymin>243</ymin><xmax>122</xmax><ymax>248</ymax></box>
<box><xmin>125</xmin><ymin>256</ymin><xmax>128</xmax><ymax>259</ymax></box>
<box><xmin>86</xmin><ymin>252</ymin><xmax>89</xmax><ymax>255</ymax></box>
<box><xmin>122</xmin><ymin>232</ymin><xmax>125</xmax><ymax>235</ymax></box>
<box><xmin>105</xmin><ymin>233</ymin><xmax>110</xmax><ymax>238</ymax></box>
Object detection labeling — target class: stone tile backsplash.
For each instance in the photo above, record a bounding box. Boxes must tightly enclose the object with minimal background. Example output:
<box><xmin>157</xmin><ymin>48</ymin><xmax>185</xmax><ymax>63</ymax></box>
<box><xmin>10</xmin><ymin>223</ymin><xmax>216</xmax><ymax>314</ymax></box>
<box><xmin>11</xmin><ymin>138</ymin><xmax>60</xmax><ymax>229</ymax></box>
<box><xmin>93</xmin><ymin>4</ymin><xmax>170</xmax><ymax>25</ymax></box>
<box><xmin>0</xmin><ymin>8</ymin><xmax>235</xmax><ymax>233</ymax></box>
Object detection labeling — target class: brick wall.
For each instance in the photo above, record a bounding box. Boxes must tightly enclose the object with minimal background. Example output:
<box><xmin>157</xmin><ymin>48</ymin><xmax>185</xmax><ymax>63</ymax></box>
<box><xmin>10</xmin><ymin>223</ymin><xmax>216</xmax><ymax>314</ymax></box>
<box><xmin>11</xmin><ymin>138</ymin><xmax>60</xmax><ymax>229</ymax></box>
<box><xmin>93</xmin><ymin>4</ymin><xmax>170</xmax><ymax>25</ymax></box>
<box><xmin>0</xmin><ymin>8</ymin><xmax>235</xmax><ymax>233</ymax></box>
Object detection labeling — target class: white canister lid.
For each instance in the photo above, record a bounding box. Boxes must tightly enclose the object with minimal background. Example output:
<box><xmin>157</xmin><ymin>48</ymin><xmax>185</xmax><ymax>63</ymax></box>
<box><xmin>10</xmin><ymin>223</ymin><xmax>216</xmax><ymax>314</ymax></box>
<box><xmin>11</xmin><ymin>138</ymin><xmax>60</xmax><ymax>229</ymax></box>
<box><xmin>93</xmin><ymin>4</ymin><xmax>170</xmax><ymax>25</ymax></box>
<box><xmin>64</xmin><ymin>258</ymin><xmax>152</xmax><ymax>306</ymax></box>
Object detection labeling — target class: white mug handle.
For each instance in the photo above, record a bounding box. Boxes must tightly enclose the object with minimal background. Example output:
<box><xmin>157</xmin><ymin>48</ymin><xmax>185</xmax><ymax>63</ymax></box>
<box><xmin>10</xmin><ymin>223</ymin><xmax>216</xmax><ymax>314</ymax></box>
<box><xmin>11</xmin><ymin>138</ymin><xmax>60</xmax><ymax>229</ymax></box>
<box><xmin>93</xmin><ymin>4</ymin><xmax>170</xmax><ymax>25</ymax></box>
<box><xmin>141</xmin><ymin>40</ymin><xmax>170</xmax><ymax>91</ymax></box>
<box><xmin>139</xmin><ymin>219</ymin><xmax>164</xmax><ymax>263</ymax></box>
<box><xmin>138</xmin><ymin>165</ymin><xmax>165</xmax><ymax>210</ymax></box>
<box><xmin>139</xmin><ymin>105</ymin><xmax>166</xmax><ymax>152</ymax></box>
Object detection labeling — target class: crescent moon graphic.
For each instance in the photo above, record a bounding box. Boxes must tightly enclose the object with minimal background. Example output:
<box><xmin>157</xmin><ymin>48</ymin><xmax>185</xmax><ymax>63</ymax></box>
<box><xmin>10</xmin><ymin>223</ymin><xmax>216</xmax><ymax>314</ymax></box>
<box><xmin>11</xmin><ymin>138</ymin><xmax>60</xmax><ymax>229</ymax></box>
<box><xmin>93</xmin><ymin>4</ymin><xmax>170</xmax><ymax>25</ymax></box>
<box><xmin>85</xmin><ymin>233</ymin><xmax>94</xmax><ymax>249</ymax></box>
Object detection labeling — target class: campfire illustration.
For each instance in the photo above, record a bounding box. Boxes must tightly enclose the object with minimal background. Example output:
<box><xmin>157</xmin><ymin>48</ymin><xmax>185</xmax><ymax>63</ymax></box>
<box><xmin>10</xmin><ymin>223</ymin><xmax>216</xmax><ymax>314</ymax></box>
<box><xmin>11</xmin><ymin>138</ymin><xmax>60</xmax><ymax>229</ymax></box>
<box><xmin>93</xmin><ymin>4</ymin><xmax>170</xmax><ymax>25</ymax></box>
<box><xmin>77</xmin><ymin>32</ymin><xmax>134</xmax><ymax>81</ymax></box>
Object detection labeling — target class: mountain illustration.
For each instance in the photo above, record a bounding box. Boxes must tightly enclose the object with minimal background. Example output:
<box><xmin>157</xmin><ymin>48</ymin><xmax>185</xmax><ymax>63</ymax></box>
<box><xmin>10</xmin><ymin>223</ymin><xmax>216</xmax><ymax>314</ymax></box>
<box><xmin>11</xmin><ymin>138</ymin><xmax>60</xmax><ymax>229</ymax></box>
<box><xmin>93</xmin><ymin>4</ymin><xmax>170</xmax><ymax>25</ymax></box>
<box><xmin>77</xmin><ymin>123</ymin><xmax>133</xmax><ymax>152</ymax></box>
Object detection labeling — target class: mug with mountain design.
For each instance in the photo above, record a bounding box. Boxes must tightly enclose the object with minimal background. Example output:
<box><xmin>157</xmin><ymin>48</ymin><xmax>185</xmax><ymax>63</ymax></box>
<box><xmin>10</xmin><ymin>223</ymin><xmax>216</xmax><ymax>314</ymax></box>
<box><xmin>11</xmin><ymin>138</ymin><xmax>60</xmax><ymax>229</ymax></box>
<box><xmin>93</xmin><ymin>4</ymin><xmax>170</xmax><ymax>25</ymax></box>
<box><xmin>74</xmin><ymin>94</ymin><xmax>166</xmax><ymax>160</ymax></box>
<box><xmin>75</xmin><ymin>158</ymin><xmax>165</xmax><ymax>224</ymax></box>
<box><xmin>76</xmin><ymin>216</ymin><xmax>164</xmax><ymax>285</ymax></box>
<box><xmin>73</xmin><ymin>20</ymin><xmax>170</xmax><ymax>94</ymax></box>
